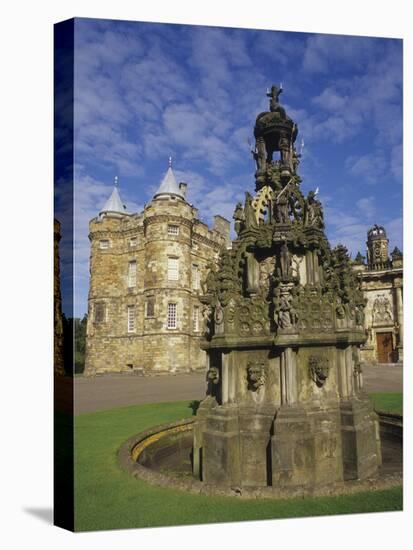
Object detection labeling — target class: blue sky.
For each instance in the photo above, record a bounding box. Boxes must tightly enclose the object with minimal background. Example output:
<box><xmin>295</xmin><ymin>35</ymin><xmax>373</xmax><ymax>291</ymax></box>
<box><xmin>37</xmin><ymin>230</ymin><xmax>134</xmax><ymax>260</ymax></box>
<box><xmin>69</xmin><ymin>17</ymin><xmax>402</xmax><ymax>317</ymax></box>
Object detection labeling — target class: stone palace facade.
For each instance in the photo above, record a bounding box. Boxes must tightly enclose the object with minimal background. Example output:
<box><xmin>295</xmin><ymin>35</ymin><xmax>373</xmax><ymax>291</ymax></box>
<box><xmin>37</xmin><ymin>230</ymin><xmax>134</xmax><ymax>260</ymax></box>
<box><xmin>354</xmin><ymin>225</ymin><xmax>403</xmax><ymax>365</ymax></box>
<box><xmin>84</xmin><ymin>164</ymin><xmax>230</xmax><ymax>375</ymax></box>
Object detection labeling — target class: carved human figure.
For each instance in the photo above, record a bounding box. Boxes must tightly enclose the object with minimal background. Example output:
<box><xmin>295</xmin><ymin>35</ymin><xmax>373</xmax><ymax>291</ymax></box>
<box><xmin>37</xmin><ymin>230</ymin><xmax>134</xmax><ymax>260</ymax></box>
<box><xmin>253</xmin><ymin>137</ymin><xmax>267</xmax><ymax>172</ymax></box>
<box><xmin>276</xmin><ymin>286</ymin><xmax>294</xmax><ymax>328</ymax></box>
<box><xmin>226</xmin><ymin>298</ymin><xmax>236</xmax><ymax>324</ymax></box>
<box><xmin>305</xmin><ymin>191</ymin><xmax>324</xmax><ymax>229</ymax></box>
<box><xmin>336</xmin><ymin>298</ymin><xmax>346</xmax><ymax>320</ymax></box>
<box><xmin>279</xmin><ymin>135</ymin><xmax>292</xmax><ymax>172</ymax></box>
<box><xmin>201</xmin><ymin>304</ymin><xmax>212</xmax><ymax>335</ymax></box>
<box><xmin>383</xmin><ymin>299</ymin><xmax>393</xmax><ymax>321</ymax></box>
<box><xmin>279</xmin><ymin>240</ymin><xmax>291</xmax><ymax>280</ymax></box>
<box><xmin>274</xmin><ymin>192</ymin><xmax>289</xmax><ymax>224</ymax></box>
<box><xmin>233</xmin><ymin>202</ymin><xmax>245</xmax><ymax>235</ymax></box>
<box><xmin>290</xmin><ymin>285</ymin><xmax>299</xmax><ymax>325</ymax></box>
<box><xmin>200</xmin><ymin>263</ymin><xmax>216</xmax><ymax>295</ymax></box>
<box><xmin>266</xmin><ymin>85</ymin><xmax>286</xmax><ymax>117</ymax></box>
<box><xmin>244</xmin><ymin>192</ymin><xmax>258</xmax><ymax>229</ymax></box>
<box><xmin>355</xmin><ymin>304</ymin><xmax>364</xmax><ymax>326</ymax></box>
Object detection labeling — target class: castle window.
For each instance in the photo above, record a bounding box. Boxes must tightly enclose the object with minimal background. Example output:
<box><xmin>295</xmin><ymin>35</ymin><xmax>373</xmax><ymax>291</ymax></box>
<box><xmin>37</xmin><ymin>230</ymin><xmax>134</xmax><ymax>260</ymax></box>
<box><xmin>167</xmin><ymin>257</ymin><xmax>179</xmax><ymax>281</ymax></box>
<box><xmin>192</xmin><ymin>264</ymin><xmax>200</xmax><ymax>290</ymax></box>
<box><xmin>128</xmin><ymin>260</ymin><xmax>137</xmax><ymax>288</ymax></box>
<box><xmin>129</xmin><ymin>237</ymin><xmax>137</xmax><ymax>247</ymax></box>
<box><xmin>145</xmin><ymin>298</ymin><xmax>155</xmax><ymax>318</ymax></box>
<box><xmin>94</xmin><ymin>302</ymin><xmax>106</xmax><ymax>323</ymax></box>
<box><xmin>127</xmin><ymin>305</ymin><xmax>135</xmax><ymax>332</ymax></box>
<box><xmin>99</xmin><ymin>239</ymin><xmax>110</xmax><ymax>249</ymax></box>
<box><xmin>193</xmin><ymin>306</ymin><xmax>200</xmax><ymax>332</ymax></box>
<box><xmin>167</xmin><ymin>303</ymin><xmax>177</xmax><ymax>329</ymax></box>
<box><xmin>168</xmin><ymin>224</ymin><xmax>179</xmax><ymax>236</ymax></box>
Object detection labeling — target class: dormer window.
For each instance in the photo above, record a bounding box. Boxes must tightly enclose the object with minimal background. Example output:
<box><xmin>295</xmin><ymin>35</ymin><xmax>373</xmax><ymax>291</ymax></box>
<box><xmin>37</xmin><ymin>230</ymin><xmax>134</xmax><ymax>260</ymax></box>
<box><xmin>168</xmin><ymin>225</ymin><xmax>179</xmax><ymax>236</ymax></box>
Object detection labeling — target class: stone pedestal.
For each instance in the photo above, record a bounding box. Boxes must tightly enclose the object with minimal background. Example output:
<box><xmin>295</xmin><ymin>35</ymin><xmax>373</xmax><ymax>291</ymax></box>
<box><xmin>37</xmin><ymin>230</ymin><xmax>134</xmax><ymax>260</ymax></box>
<box><xmin>201</xmin><ymin>404</ymin><xmax>277</xmax><ymax>487</ymax></box>
<box><xmin>272</xmin><ymin>405</ymin><xmax>344</xmax><ymax>487</ymax></box>
<box><xmin>202</xmin><ymin>405</ymin><xmax>241</xmax><ymax>486</ymax></box>
<box><xmin>272</xmin><ymin>406</ymin><xmax>315</xmax><ymax>486</ymax></box>
<box><xmin>340</xmin><ymin>396</ymin><xmax>382</xmax><ymax>480</ymax></box>
<box><xmin>239</xmin><ymin>406</ymin><xmax>275</xmax><ymax>486</ymax></box>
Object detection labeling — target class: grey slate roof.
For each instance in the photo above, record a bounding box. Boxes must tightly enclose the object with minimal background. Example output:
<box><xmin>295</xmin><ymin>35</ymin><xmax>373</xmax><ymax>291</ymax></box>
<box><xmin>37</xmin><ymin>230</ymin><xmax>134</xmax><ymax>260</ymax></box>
<box><xmin>154</xmin><ymin>166</ymin><xmax>185</xmax><ymax>199</ymax></box>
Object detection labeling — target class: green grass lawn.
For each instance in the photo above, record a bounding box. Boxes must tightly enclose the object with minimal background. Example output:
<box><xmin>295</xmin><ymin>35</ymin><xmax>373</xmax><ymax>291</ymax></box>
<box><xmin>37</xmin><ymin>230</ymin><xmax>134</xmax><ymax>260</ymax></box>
<box><xmin>369</xmin><ymin>393</ymin><xmax>403</xmax><ymax>415</ymax></box>
<box><xmin>74</xmin><ymin>396</ymin><xmax>402</xmax><ymax>532</ymax></box>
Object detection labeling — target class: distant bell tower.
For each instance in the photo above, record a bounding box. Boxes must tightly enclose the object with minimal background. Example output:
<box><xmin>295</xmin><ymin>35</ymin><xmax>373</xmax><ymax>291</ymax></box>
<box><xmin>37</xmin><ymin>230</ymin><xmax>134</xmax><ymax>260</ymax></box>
<box><xmin>366</xmin><ymin>224</ymin><xmax>389</xmax><ymax>267</ymax></box>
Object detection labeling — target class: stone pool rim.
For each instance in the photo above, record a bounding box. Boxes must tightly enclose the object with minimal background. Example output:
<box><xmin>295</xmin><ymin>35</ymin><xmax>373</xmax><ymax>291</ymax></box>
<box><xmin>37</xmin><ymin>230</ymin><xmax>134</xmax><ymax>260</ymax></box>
<box><xmin>118</xmin><ymin>414</ymin><xmax>402</xmax><ymax>499</ymax></box>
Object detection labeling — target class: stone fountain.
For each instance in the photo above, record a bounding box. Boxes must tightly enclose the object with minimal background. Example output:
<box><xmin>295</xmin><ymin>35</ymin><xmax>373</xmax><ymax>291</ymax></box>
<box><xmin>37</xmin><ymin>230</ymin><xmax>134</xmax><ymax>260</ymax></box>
<box><xmin>193</xmin><ymin>85</ymin><xmax>381</xmax><ymax>489</ymax></box>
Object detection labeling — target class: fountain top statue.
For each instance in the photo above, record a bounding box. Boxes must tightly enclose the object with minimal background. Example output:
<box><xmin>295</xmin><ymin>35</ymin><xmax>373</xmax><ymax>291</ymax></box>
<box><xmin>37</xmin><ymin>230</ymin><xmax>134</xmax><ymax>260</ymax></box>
<box><xmin>253</xmin><ymin>85</ymin><xmax>299</xmax><ymax>187</ymax></box>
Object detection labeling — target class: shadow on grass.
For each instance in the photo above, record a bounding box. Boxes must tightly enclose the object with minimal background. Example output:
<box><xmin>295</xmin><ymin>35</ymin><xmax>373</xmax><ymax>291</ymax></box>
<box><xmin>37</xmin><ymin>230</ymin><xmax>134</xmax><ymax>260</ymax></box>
<box><xmin>188</xmin><ymin>400</ymin><xmax>200</xmax><ymax>415</ymax></box>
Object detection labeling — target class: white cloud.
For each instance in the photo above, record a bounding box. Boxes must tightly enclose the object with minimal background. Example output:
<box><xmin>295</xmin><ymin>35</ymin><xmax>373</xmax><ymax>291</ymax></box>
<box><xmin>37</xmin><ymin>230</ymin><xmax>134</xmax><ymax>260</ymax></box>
<box><xmin>345</xmin><ymin>153</ymin><xmax>388</xmax><ymax>184</ymax></box>
<box><xmin>356</xmin><ymin>196</ymin><xmax>376</xmax><ymax>220</ymax></box>
<box><xmin>385</xmin><ymin>216</ymin><xmax>403</xmax><ymax>251</ymax></box>
<box><xmin>302</xmin><ymin>34</ymin><xmax>382</xmax><ymax>74</ymax></box>
<box><xmin>69</xmin><ymin>22</ymin><xmax>402</xmax><ymax>315</ymax></box>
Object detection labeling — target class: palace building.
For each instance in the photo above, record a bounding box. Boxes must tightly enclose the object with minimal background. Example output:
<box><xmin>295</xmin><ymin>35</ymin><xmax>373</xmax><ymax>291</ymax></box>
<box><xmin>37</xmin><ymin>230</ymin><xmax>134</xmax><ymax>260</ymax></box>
<box><xmin>84</xmin><ymin>162</ymin><xmax>230</xmax><ymax>375</ymax></box>
<box><xmin>353</xmin><ymin>225</ymin><xmax>403</xmax><ymax>365</ymax></box>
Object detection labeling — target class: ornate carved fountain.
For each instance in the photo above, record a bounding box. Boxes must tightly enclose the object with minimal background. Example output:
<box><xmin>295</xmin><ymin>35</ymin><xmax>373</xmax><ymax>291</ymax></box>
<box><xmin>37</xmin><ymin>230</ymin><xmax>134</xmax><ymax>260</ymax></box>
<box><xmin>193</xmin><ymin>85</ymin><xmax>381</xmax><ymax>489</ymax></box>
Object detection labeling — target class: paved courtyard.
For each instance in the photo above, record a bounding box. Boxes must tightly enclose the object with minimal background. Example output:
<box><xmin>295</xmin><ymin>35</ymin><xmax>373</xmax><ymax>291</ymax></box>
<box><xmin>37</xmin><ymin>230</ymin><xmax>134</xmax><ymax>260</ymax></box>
<box><xmin>73</xmin><ymin>364</ymin><xmax>403</xmax><ymax>415</ymax></box>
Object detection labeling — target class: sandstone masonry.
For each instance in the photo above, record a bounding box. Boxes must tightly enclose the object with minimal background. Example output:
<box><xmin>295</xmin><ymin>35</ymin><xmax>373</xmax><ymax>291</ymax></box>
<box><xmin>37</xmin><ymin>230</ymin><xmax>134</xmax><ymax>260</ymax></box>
<box><xmin>84</xmin><ymin>166</ymin><xmax>230</xmax><ymax>375</ymax></box>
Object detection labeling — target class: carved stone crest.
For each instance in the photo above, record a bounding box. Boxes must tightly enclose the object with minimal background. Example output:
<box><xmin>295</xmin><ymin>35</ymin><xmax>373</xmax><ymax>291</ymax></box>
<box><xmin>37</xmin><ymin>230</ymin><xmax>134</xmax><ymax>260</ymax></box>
<box><xmin>308</xmin><ymin>355</ymin><xmax>330</xmax><ymax>387</ymax></box>
<box><xmin>372</xmin><ymin>294</ymin><xmax>393</xmax><ymax>324</ymax></box>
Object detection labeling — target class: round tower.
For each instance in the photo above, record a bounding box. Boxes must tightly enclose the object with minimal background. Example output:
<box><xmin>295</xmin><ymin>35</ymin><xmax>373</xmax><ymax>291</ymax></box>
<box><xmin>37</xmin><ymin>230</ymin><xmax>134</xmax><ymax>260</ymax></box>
<box><xmin>142</xmin><ymin>158</ymin><xmax>198</xmax><ymax>372</ymax></box>
<box><xmin>84</xmin><ymin>178</ymin><xmax>133</xmax><ymax>375</ymax></box>
<box><xmin>366</xmin><ymin>224</ymin><xmax>389</xmax><ymax>267</ymax></box>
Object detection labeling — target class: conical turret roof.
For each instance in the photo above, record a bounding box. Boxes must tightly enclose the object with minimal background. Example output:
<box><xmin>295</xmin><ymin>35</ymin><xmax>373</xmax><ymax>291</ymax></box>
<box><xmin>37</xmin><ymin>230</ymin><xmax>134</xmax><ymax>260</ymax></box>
<box><xmin>100</xmin><ymin>178</ymin><xmax>127</xmax><ymax>215</ymax></box>
<box><xmin>154</xmin><ymin>159</ymin><xmax>185</xmax><ymax>200</ymax></box>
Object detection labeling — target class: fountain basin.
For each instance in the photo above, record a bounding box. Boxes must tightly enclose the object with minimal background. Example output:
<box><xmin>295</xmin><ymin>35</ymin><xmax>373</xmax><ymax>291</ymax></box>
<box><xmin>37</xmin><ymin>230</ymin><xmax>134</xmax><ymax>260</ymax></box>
<box><xmin>118</xmin><ymin>414</ymin><xmax>402</xmax><ymax>499</ymax></box>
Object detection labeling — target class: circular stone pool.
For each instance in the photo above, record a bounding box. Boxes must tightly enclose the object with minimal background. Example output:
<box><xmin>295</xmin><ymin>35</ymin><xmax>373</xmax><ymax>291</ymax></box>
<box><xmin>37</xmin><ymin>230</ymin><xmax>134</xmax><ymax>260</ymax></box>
<box><xmin>118</xmin><ymin>414</ymin><xmax>402</xmax><ymax>499</ymax></box>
